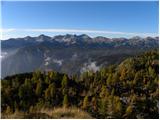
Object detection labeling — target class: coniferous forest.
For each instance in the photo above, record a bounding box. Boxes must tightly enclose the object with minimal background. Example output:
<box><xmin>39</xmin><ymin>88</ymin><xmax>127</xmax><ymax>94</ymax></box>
<box><xmin>1</xmin><ymin>49</ymin><xmax>159</xmax><ymax>119</ymax></box>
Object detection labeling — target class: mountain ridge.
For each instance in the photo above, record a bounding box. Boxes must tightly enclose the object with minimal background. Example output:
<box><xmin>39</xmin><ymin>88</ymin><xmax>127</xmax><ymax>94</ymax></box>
<box><xmin>2</xmin><ymin>34</ymin><xmax>158</xmax><ymax>42</ymax></box>
<box><xmin>1</xmin><ymin>34</ymin><xmax>158</xmax><ymax>78</ymax></box>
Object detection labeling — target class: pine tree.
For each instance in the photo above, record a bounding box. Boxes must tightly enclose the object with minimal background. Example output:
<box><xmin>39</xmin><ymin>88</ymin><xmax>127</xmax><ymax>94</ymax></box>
<box><xmin>124</xmin><ymin>105</ymin><xmax>133</xmax><ymax>118</ymax></box>
<box><xmin>99</xmin><ymin>96</ymin><xmax>108</xmax><ymax>118</ymax></box>
<box><xmin>82</xmin><ymin>96</ymin><xmax>89</xmax><ymax>110</ymax></box>
<box><xmin>91</xmin><ymin>97</ymin><xmax>97</xmax><ymax>111</ymax></box>
<box><xmin>63</xmin><ymin>94</ymin><xmax>69</xmax><ymax>108</ymax></box>
<box><xmin>5</xmin><ymin>106</ymin><xmax>12</xmax><ymax>115</ymax></box>
<box><xmin>61</xmin><ymin>75</ymin><xmax>68</xmax><ymax>89</ymax></box>
<box><xmin>99</xmin><ymin>85</ymin><xmax>108</xmax><ymax>98</ymax></box>
<box><xmin>35</xmin><ymin>80</ymin><xmax>42</xmax><ymax>96</ymax></box>
<box><xmin>44</xmin><ymin>88</ymin><xmax>50</xmax><ymax>101</ymax></box>
<box><xmin>45</xmin><ymin>76</ymin><xmax>50</xmax><ymax>84</ymax></box>
<box><xmin>106</xmin><ymin>74</ymin><xmax>112</xmax><ymax>85</ymax></box>
<box><xmin>114</xmin><ymin>96</ymin><xmax>122</xmax><ymax>118</ymax></box>
<box><xmin>49</xmin><ymin>83</ymin><xmax>56</xmax><ymax>98</ymax></box>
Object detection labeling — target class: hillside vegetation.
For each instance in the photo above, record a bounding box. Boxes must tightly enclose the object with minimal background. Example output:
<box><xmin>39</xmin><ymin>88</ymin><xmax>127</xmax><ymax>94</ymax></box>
<box><xmin>1</xmin><ymin>49</ymin><xmax>159</xmax><ymax>119</ymax></box>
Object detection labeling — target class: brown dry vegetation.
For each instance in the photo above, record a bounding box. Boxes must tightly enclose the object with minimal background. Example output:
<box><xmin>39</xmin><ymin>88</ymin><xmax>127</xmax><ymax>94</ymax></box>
<box><xmin>2</xmin><ymin>107</ymin><xmax>92</xmax><ymax>119</ymax></box>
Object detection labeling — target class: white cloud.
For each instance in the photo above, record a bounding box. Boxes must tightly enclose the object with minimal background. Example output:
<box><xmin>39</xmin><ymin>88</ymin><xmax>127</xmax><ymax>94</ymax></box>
<box><xmin>1</xmin><ymin>28</ymin><xmax>158</xmax><ymax>38</ymax></box>
<box><xmin>0</xmin><ymin>28</ymin><xmax>16</xmax><ymax>33</ymax></box>
<box><xmin>23</xmin><ymin>28</ymin><xmax>157</xmax><ymax>36</ymax></box>
<box><xmin>81</xmin><ymin>61</ymin><xmax>100</xmax><ymax>73</ymax></box>
<box><xmin>0</xmin><ymin>29</ymin><xmax>17</xmax><ymax>39</ymax></box>
<box><xmin>52</xmin><ymin>59</ymin><xmax>63</xmax><ymax>66</ymax></box>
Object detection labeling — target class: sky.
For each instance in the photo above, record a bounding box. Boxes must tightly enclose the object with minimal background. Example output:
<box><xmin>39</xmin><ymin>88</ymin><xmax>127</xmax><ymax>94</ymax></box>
<box><xmin>1</xmin><ymin>1</ymin><xmax>159</xmax><ymax>39</ymax></box>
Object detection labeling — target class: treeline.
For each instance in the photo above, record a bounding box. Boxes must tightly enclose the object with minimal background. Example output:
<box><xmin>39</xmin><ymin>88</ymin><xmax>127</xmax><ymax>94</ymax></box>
<box><xmin>1</xmin><ymin>49</ymin><xmax>159</xmax><ymax>119</ymax></box>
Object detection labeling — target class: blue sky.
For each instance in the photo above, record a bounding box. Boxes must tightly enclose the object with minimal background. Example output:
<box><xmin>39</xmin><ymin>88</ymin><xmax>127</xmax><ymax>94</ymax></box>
<box><xmin>1</xmin><ymin>1</ymin><xmax>159</xmax><ymax>39</ymax></box>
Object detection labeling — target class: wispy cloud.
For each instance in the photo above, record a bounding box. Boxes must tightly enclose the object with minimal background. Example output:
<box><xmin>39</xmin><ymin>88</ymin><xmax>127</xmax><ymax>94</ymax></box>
<box><xmin>23</xmin><ymin>28</ymin><xmax>157</xmax><ymax>36</ymax></box>
<box><xmin>0</xmin><ymin>29</ymin><xmax>17</xmax><ymax>39</ymax></box>
<box><xmin>1</xmin><ymin>28</ymin><xmax>158</xmax><ymax>37</ymax></box>
<box><xmin>25</xmin><ymin>28</ymin><xmax>127</xmax><ymax>34</ymax></box>
<box><xmin>0</xmin><ymin>28</ymin><xmax>16</xmax><ymax>33</ymax></box>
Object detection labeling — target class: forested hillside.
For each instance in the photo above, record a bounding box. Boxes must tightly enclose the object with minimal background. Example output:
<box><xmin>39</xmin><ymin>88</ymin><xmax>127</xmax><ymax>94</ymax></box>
<box><xmin>1</xmin><ymin>49</ymin><xmax>159</xmax><ymax>119</ymax></box>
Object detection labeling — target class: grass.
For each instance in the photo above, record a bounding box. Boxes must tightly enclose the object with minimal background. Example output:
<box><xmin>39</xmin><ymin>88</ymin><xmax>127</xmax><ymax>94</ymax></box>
<box><xmin>51</xmin><ymin>107</ymin><xmax>92</xmax><ymax>119</ymax></box>
<box><xmin>1</xmin><ymin>107</ymin><xmax>92</xmax><ymax>119</ymax></box>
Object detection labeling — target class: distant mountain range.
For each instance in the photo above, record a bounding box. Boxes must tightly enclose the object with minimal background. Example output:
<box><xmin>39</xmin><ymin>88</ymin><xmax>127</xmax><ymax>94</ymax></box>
<box><xmin>1</xmin><ymin>34</ymin><xmax>158</xmax><ymax>78</ymax></box>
